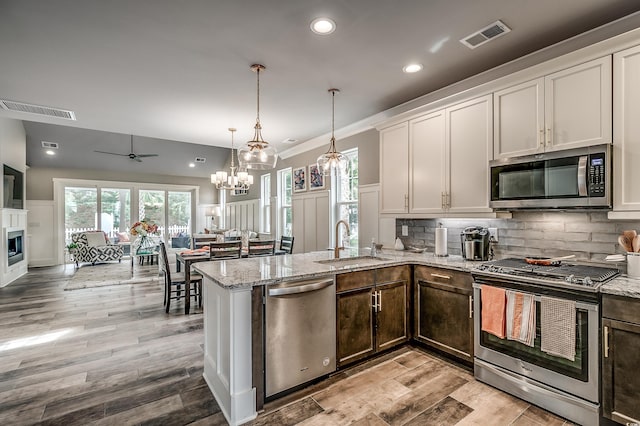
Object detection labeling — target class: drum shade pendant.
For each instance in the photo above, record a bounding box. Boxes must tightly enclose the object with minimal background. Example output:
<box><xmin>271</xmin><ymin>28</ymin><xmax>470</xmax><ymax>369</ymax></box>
<box><xmin>238</xmin><ymin>64</ymin><xmax>278</xmax><ymax>170</ymax></box>
<box><xmin>212</xmin><ymin>128</ymin><xmax>253</xmax><ymax>191</ymax></box>
<box><xmin>317</xmin><ymin>88</ymin><xmax>348</xmax><ymax>174</ymax></box>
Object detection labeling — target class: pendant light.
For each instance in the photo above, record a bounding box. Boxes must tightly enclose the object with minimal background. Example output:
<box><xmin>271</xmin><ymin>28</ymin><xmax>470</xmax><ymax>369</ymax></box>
<box><xmin>211</xmin><ymin>128</ymin><xmax>253</xmax><ymax>191</ymax></box>
<box><xmin>238</xmin><ymin>64</ymin><xmax>278</xmax><ymax>170</ymax></box>
<box><xmin>317</xmin><ymin>88</ymin><xmax>348</xmax><ymax>174</ymax></box>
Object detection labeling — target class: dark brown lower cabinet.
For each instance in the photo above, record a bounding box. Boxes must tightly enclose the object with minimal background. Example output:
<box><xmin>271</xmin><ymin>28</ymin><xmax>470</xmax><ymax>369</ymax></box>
<box><xmin>336</xmin><ymin>266</ymin><xmax>410</xmax><ymax>367</ymax></box>
<box><xmin>602</xmin><ymin>294</ymin><xmax>640</xmax><ymax>425</ymax></box>
<box><xmin>414</xmin><ymin>265</ymin><xmax>473</xmax><ymax>363</ymax></box>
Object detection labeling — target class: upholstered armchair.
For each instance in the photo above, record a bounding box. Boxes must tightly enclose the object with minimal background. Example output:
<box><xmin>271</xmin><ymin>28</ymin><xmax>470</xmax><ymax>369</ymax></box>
<box><xmin>71</xmin><ymin>231</ymin><xmax>124</xmax><ymax>267</ymax></box>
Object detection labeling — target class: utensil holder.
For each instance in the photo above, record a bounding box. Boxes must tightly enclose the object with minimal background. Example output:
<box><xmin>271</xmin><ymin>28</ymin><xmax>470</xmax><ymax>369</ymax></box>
<box><xmin>627</xmin><ymin>252</ymin><xmax>640</xmax><ymax>278</ymax></box>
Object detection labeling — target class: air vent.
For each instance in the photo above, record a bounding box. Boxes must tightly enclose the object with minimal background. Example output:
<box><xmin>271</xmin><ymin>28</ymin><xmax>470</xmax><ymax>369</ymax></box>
<box><xmin>41</xmin><ymin>141</ymin><xmax>59</xmax><ymax>149</ymax></box>
<box><xmin>0</xmin><ymin>99</ymin><xmax>76</xmax><ymax>120</ymax></box>
<box><xmin>195</xmin><ymin>157</ymin><xmax>206</xmax><ymax>163</ymax></box>
<box><xmin>282</xmin><ymin>138</ymin><xmax>298</xmax><ymax>144</ymax></box>
<box><xmin>460</xmin><ymin>20</ymin><xmax>511</xmax><ymax>49</ymax></box>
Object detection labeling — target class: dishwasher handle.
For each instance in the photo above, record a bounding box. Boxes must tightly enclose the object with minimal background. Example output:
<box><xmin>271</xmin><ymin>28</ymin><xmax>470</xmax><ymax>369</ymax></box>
<box><xmin>268</xmin><ymin>278</ymin><xmax>334</xmax><ymax>297</ymax></box>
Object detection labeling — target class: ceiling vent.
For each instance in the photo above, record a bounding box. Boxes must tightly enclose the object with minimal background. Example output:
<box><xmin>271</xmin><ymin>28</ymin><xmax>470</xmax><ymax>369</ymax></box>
<box><xmin>282</xmin><ymin>138</ymin><xmax>298</xmax><ymax>144</ymax></box>
<box><xmin>460</xmin><ymin>20</ymin><xmax>511</xmax><ymax>49</ymax></box>
<box><xmin>195</xmin><ymin>157</ymin><xmax>206</xmax><ymax>163</ymax></box>
<box><xmin>41</xmin><ymin>141</ymin><xmax>59</xmax><ymax>149</ymax></box>
<box><xmin>0</xmin><ymin>99</ymin><xmax>76</xmax><ymax>120</ymax></box>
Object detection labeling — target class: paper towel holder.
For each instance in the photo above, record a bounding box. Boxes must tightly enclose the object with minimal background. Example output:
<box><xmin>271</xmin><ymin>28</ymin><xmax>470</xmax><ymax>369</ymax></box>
<box><xmin>435</xmin><ymin>222</ymin><xmax>448</xmax><ymax>257</ymax></box>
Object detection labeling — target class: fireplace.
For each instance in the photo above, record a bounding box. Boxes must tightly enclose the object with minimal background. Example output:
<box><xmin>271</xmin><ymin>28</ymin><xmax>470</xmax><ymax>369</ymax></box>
<box><xmin>8</xmin><ymin>230</ymin><xmax>23</xmax><ymax>266</ymax></box>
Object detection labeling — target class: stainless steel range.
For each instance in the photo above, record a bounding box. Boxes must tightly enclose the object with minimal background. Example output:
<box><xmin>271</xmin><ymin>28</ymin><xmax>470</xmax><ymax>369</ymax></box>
<box><xmin>472</xmin><ymin>258</ymin><xmax>620</xmax><ymax>426</ymax></box>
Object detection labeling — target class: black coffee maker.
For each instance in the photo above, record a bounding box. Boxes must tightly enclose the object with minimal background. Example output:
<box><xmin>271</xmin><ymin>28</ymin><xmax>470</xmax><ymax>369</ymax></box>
<box><xmin>460</xmin><ymin>226</ymin><xmax>490</xmax><ymax>261</ymax></box>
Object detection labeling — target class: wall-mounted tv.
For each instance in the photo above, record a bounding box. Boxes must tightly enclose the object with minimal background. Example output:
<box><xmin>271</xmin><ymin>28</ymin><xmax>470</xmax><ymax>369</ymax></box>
<box><xmin>3</xmin><ymin>165</ymin><xmax>24</xmax><ymax>210</ymax></box>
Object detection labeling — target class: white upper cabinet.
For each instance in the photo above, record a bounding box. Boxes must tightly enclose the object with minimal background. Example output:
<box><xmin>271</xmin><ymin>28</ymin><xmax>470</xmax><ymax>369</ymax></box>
<box><xmin>611</xmin><ymin>44</ymin><xmax>640</xmax><ymax>215</ymax></box>
<box><xmin>447</xmin><ymin>95</ymin><xmax>493</xmax><ymax>213</ymax></box>
<box><xmin>409</xmin><ymin>110</ymin><xmax>446</xmax><ymax>214</ymax></box>
<box><xmin>494</xmin><ymin>78</ymin><xmax>544</xmax><ymax>158</ymax></box>
<box><xmin>380</xmin><ymin>122</ymin><xmax>409</xmax><ymax>214</ymax></box>
<box><xmin>494</xmin><ymin>56</ymin><xmax>612</xmax><ymax>158</ymax></box>
<box><xmin>380</xmin><ymin>94</ymin><xmax>493</xmax><ymax>216</ymax></box>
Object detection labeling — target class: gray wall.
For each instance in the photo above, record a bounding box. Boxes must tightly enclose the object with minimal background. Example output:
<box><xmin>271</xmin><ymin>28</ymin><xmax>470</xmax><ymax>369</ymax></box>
<box><xmin>26</xmin><ymin>166</ymin><xmax>219</xmax><ymax>204</ymax></box>
<box><xmin>397</xmin><ymin>212</ymin><xmax>639</xmax><ymax>267</ymax></box>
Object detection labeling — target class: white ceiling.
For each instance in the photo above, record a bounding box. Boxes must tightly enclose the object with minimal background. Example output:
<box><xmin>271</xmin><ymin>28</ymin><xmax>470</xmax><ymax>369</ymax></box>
<box><xmin>1</xmin><ymin>0</ymin><xmax>640</xmax><ymax>177</ymax></box>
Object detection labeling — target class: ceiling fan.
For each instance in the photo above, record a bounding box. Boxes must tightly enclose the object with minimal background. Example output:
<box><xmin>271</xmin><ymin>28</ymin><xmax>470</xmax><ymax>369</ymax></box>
<box><xmin>94</xmin><ymin>135</ymin><xmax>159</xmax><ymax>162</ymax></box>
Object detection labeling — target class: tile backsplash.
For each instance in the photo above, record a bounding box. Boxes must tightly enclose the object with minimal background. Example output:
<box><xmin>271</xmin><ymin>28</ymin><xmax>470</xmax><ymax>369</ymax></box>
<box><xmin>396</xmin><ymin>212</ymin><xmax>640</xmax><ymax>266</ymax></box>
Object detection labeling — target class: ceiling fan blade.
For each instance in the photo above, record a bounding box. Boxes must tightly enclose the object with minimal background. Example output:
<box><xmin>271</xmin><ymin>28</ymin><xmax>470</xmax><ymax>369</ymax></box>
<box><xmin>94</xmin><ymin>150</ymin><xmax>129</xmax><ymax>156</ymax></box>
<box><xmin>133</xmin><ymin>156</ymin><xmax>143</xmax><ymax>162</ymax></box>
<box><xmin>136</xmin><ymin>154</ymin><xmax>159</xmax><ymax>158</ymax></box>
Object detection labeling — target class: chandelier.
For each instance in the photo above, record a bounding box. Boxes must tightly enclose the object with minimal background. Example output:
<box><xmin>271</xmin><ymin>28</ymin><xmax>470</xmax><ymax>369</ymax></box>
<box><xmin>238</xmin><ymin>64</ymin><xmax>278</xmax><ymax>170</ymax></box>
<box><xmin>211</xmin><ymin>128</ymin><xmax>253</xmax><ymax>191</ymax></box>
<box><xmin>317</xmin><ymin>88</ymin><xmax>348</xmax><ymax>174</ymax></box>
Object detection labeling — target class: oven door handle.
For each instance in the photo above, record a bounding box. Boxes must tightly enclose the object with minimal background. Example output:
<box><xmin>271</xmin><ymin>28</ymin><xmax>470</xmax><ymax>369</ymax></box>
<box><xmin>472</xmin><ymin>282</ymin><xmax>599</xmax><ymax>312</ymax></box>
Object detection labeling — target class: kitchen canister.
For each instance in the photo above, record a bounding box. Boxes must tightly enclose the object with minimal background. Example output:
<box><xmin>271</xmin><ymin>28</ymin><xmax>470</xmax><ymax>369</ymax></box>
<box><xmin>627</xmin><ymin>252</ymin><xmax>640</xmax><ymax>278</ymax></box>
<box><xmin>435</xmin><ymin>223</ymin><xmax>448</xmax><ymax>257</ymax></box>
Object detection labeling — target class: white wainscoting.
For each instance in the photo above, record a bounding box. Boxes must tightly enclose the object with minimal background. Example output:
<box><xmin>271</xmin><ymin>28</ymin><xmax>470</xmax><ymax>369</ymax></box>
<box><xmin>292</xmin><ymin>190</ymin><xmax>329</xmax><ymax>253</ymax></box>
<box><xmin>225</xmin><ymin>199</ymin><xmax>261</xmax><ymax>233</ymax></box>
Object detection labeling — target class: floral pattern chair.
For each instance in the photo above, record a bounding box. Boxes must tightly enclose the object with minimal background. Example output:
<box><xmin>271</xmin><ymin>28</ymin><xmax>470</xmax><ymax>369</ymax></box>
<box><xmin>71</xmin><ymin>231</ymin><xmax>124</xmax><ymax>267</ymax></box>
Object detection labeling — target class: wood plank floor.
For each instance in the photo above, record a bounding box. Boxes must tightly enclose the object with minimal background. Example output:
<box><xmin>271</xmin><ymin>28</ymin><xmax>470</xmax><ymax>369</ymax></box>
<box><xmin>0</xmin><ymin>264</ymin><xmax>573</xmax><ymax>425</ymax></box>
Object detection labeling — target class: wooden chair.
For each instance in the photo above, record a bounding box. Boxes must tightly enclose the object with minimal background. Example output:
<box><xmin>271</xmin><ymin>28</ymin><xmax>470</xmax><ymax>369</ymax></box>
<box><xmin>209</xmin><ymin>240</ymin><xmax>242</xmax><ymax>260</ymax></box>
<box><xmin>159</xmin><ymin>241</ymin><xmax>202</xmax><ymax>313</ymax></box>
<box><xmin>247</xmin><ymin>240</ymin><xmax>276</xmax><ymax>257</ymax></box>
<box><xmin>279</xmin><ymin>235</ymin><xmax>294</xmax><ymax>254</ymax></box>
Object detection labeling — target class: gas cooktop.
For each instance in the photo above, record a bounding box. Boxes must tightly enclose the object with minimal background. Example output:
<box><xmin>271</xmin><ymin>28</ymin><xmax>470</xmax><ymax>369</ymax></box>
<box><xmin>473</xmin><ymin>257</ymin><xmax>620</xmax><ymax>291</ymax></box>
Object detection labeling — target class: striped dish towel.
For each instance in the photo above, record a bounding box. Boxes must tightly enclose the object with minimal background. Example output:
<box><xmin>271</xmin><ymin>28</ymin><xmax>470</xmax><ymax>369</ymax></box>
<box><xmin>506</xmin><ymin>290</ymin><xmax>535</xmax><ymax>347</ymax></box>
<box><xmin>540</xmin><ymin>296</ymin><xmax>576</xmax><ymax>361</ymax></box>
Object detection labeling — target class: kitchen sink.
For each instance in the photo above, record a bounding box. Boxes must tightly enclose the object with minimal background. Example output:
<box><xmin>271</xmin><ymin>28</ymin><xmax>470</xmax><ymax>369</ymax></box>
<box><xmin>315</xmin><ymin>256</ymin><xmax>391</xmax><ymax>266</ymax></box>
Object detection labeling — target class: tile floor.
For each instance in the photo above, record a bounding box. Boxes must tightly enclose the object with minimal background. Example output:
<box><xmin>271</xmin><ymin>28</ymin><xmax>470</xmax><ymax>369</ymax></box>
<box><xmin>251</xmin><ymin>348</ymin><xmax>574</xmax><ymax>426</ymax></box>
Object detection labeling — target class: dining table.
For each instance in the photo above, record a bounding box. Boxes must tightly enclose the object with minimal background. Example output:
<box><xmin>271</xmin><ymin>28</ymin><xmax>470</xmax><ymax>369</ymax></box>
<box><xmin>175</xmin><ymin>251</ymin><xmax>212</xmax><ymax>314</ymax></box>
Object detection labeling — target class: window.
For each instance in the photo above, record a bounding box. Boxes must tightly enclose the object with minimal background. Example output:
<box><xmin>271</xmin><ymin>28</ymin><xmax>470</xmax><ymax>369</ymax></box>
<box><xmin>335</xmin><ymin>148</ymin><xmax>358</xmax><ymax>248</ymax></box>
<box><xmin>261</xmin><ymin>174</ymin><xmax>271</xmax><ymax>233</ymax></box>
<box><xmin>277</xmin><ymin>168</ymin><xmax>292</xmax><ymax>238</ymax></box>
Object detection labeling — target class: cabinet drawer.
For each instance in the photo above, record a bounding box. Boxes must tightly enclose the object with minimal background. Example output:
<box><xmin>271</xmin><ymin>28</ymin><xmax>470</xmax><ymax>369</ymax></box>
<box><xmin>414</xmin><ymin>265</ymin><xmax>472</xmax><ymax>290</ymax></box>
<box><xmin>336</xmin><ymin>269</ymin><xmax>375</xmax><ymax>293</ymax></box>
<box><xmin>376</xmin><ymin>265</ymin><xmax>410</xmax><ymax>284</ymax></box>
<box><xmin>603</xmin><ymin>294</ymin><xmax>640</xmax><ymax>324</ymax></box>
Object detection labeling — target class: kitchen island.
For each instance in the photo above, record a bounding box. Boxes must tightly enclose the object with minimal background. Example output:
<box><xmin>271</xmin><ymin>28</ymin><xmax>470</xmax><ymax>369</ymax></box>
<box><xmin>193</xmin><ymin>249</ymin><xmax>474</xmax><ymax>425</ymax></box>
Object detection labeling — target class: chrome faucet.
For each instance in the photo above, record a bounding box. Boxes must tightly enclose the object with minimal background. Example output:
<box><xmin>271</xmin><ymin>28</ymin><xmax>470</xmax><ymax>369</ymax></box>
<box><xmin>334</xmin><ymin>220</ymin><xmax>350</xmax><ymax>259</ymax></box>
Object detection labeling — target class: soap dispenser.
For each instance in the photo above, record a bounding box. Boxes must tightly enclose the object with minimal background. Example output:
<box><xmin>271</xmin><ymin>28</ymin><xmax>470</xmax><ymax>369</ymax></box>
<box><xmin>394</xmin><ymin>237</ymin><xmax>405</xmax><ymax>251</ymax></box>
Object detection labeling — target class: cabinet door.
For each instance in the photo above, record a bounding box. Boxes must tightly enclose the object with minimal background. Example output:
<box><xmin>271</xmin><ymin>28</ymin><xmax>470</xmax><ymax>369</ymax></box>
<box><xmin>375</xmin><ymin>280</ymin><xmax>410</xmax><ymax>351</ymax></box>
<box><xmin>493</xmin><ymin>78</ymin><xmax>544</xmax><ymax>158</ymax></box>
<box><xmin>415</xmin><ymin>279</ymin><xmax>473</xmax><ymax>363</ymax></box>
<box><xmin>545</xmin><ymin>56</ymin><xmax>612</xmax><ymax>151</ymax></box>
<box><xmin>336</xmin><ymin>287</ymin><xmax>375</xmax><ymax>367</ymax></box>
<box><xmin>602</xmin><ymin>318</ymin><xmax>640</xmax><ymax>424</ymax></box>
<box><xmin>446</xmin><ymin>94</ymin><xmax>493</xmax><ymax>213</ymax></box>
<box><xmin>613</xmin><ymin>45</ymin><xmax>640</xmax><ymax>212</ymax></box>
<box><xmin>409</xmin><ymin>110</ymin><xmax>446</xmax><ymax>213</ymax></box>
<box><xmin>380</xmin><ymin>122</ymin><xmax>409</xmax><ymax>214</ymax></box>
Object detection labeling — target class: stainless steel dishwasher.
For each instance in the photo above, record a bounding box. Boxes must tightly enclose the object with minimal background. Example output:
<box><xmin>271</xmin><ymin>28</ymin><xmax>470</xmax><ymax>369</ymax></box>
<box><xmin>265</xmin><ymin>276</ymin><xmax>336</xmax><ymax>398</ymax></box>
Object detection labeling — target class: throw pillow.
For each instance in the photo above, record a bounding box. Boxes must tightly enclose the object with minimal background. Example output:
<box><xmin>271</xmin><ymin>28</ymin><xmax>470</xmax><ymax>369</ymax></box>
<box><xmin>85</xmin><ymin>232</ymin><xmax>107</xmax><ymax>247</ymax></box>
<box><xmin>117</xmin><ymin>232</ymin><xmax>130</xmax><ymax>242</ymax></box>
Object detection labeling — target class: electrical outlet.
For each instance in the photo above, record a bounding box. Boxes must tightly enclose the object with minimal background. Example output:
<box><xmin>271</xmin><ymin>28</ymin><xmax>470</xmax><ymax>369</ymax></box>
<box><xmin>488</xmin><ymin>227</ymin><xmax>498</xmax><ymax>242</ymax></box>
<box><xmin>401</xmin><ymin>225</ymin><xmax>409</xmax><ymax>236</ymax></box>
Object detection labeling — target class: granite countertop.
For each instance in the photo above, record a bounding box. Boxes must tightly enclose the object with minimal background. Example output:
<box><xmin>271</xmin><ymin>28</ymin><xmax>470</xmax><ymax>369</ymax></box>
<box><xmin>193</xmin><ymin>248</ymin><xmax>480</xmax><ymax>290</ymax></box>
<box><xmin>600</xmin><ymin>275</ymin><xmax>640</xmax><ymax>299</ymax></box>
<box><xmin>193</xmin><ymin>248</ymin><xmax>640</xmax><ymax>299</ymax></box>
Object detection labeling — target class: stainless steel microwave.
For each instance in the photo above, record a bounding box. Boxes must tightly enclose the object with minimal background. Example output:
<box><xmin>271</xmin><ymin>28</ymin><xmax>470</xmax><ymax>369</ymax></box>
<box><xmin>490</xmin><ymin>144</ymin><xmax>611</xmax><ymax>209</ymax></box>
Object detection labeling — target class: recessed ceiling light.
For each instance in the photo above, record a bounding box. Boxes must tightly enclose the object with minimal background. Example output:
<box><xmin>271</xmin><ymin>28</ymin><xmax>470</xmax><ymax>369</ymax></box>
<box><xmin>45</xmin><ymin>150</ymin><xmax>55</xmax><ymax>156</ymax></box>
<box><xmin>403</xmin><ymin>64</ymin><xmax>423</xmax><ymax>73</ymax></box>
<box><xmin>310</xmin><ymin>17</ymin><xmax>336</xmax><ymax>35</ymax></box>
<box><xmin>188</xmin><ymin>163</ymin><xmax>195</xmax><ymax>168</ymax></box>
